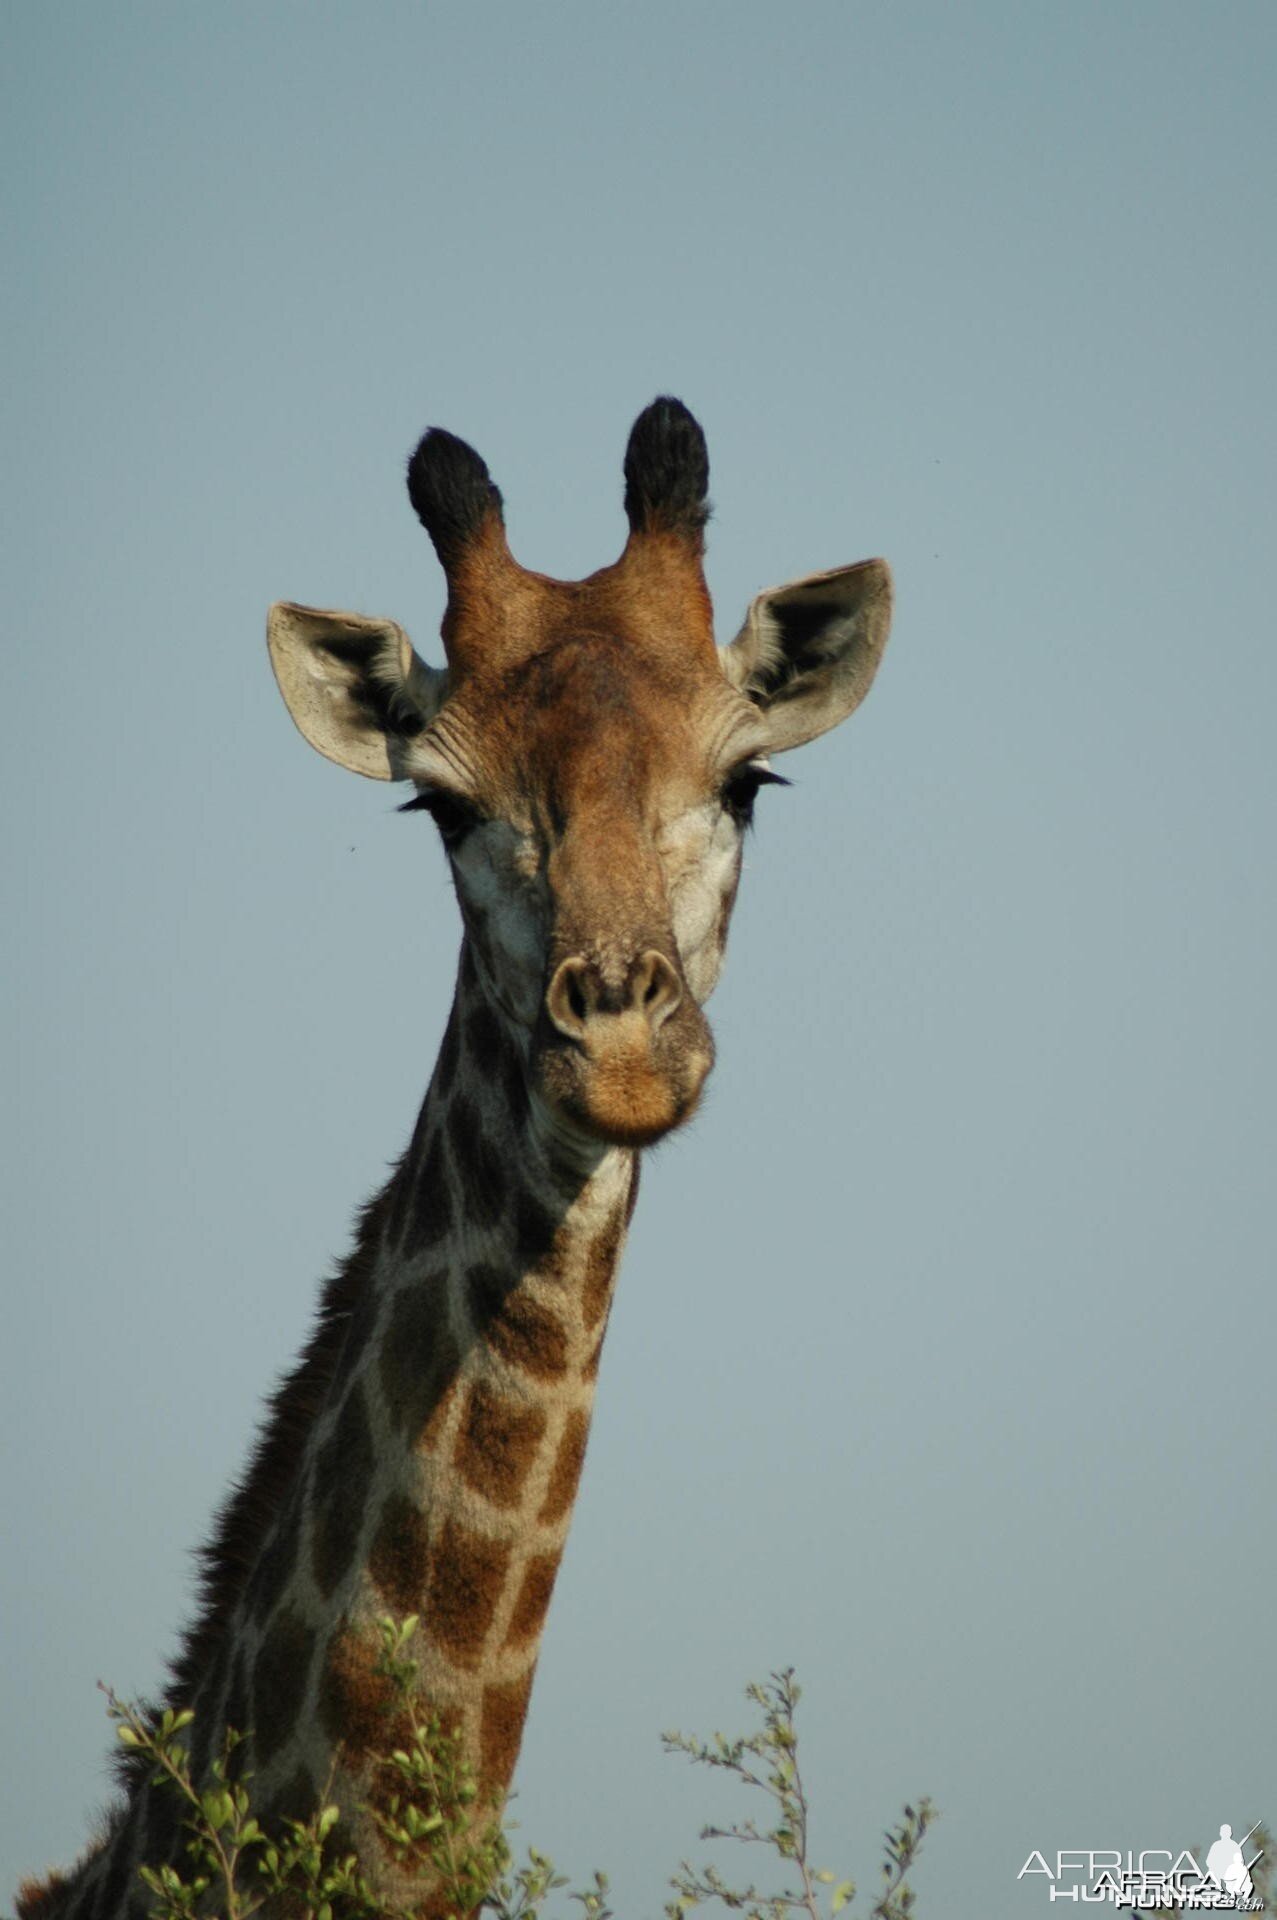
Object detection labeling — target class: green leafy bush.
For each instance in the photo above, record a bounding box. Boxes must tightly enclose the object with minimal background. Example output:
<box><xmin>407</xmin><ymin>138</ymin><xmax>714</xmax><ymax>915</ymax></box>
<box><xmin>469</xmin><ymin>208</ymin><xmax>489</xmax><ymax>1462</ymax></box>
<box><xmin>94</xmin><ymin>1622</ymin><xmax>932</xmax><ymax>1920</ymax></box>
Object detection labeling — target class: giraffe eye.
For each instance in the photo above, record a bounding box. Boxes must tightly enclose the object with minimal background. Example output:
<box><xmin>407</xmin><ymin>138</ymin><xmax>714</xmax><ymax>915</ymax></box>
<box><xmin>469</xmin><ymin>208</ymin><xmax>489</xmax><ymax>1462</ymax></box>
<box><xmin>398</xmin><ymin>787</ymin><xmax>482</xmax><ymax>847</ymax></box>
<box><xmin>720</xmin><ymin>762</ymin><xmax>790</xmax><ymax>829</ymax></box>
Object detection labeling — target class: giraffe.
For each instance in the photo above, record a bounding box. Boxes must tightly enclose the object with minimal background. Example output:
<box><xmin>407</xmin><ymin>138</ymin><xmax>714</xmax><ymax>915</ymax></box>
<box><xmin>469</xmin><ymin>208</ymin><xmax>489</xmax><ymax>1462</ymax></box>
<box><xmin>17</xmin><ymin>398</ymin><xmax>892</xmax><ymax>1916</ymax></box>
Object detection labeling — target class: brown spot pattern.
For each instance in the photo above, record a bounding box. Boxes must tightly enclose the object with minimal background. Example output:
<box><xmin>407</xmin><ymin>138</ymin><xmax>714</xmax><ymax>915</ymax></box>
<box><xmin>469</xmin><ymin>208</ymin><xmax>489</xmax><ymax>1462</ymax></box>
<box><xmin>249</xmin><ymin>1488</ymin><xmax>304</xmax><ymax>1625</ymax></box>
<box><xmin>538</xmin><ymin>1407</ymin><xmax>591</xmax><ymax>1525</ymax></box>
<box><xmin>426</xmin><ymin>1517</ymin><xmax>512</xmax><ymax>1667</ymax></box>
<box><xmin>501</xmin><ymin>1038</ymin><xmax>529</xmax><ymax>1124</ymax></box>
<box><xmin>332</xmin><ymin>1275</ymin><xmax>379</xmax><ymax>1389</ymax></box>
<box><xmin>454</xmin><ymin>1378</ymin><xmax>547</xmax><ymax>1509</ymax></box>
<box><xmin>262</xmin><ymin>1761</ymin><xmax>319</xmax><ymax>1829</ymax></box>
<box><xmin>479</xmin><ymin>1667</ymin><xmax>535</xmax><ymax>1794</ymax></box>
<box><xmin>378</xmin><ymin>1274</ymin><xmax>459</xmax><ymax>1443</ymax></box>
<box><xmin>489</xmin><ymin>1287</ymin><xmax>569</xmax><ymax>1380</ymax></box>
<box><xmin>582</xmin><ymin>1314</ymin><xmax>610</xmax><ymax>1380</ymax></box>
<box><xmin>450</xmin><ymin>1092</ymin><xmax>506</xmax><ymax>1225</ymax></box>
<box><xmin>465</xmin><ymin>998</ymin><xmax>504</xmax><ymax>1077</ymax></box>
<box><xmin>186</xmin><ymin>1635</ymin><xmax>231</xmax><ymax>1785</ymax></box>
<box><xmin>319</xmin><ymin>1623</ymin><xmax>403</xmax><ymax>1759</ymax></box>
<box><xmin>505</xmin><ymin>1549</ymin><xmax>563</xmax><ymax>1647</ymax></box>
<box><xmin>141</xmin><ymin>1774</ymin><xmax>183</xmax><ymax>1867</ymax></box>
<box><xmin>582</xmin><ymin>1212</ymin><xmax>623</xmax><ymax>1331</ymax></box>
<box><xmin>514</xmin><ymin>1186</ymin><xmax>561</xmax><ymax>1266</ymax></box>
<box><xmin>252</xmin><ymin>1605</ymin><xmax>316</xmax><ymax>1768</ymax></box>
<box><xmin>387</xmin><ymin>1093</ymin><xmax>434</xmax><ymax>1248</ymax></box>
<box><xmin>466</xmin><ymin>1259</ymin><xmax>510</xmax><ymax>1323</ymax></box>
<box><xmin>467</xmin><ymin>1262</ymin><xmax>568</xmax><ymax>1378</ymax></box>
<box><xmin>311</xmin><ymin>1381</ymin><xmax>375</xmax><ymax>1597</ymax></box>
<box><xmin>402</xmin><ymin>1134</ymin><xmax>454</xmax><ymax>1257</ymax></box>
<box><xmin>420</xmin><ymin>1375</ymin><xmax>461</xmax><ymax>1458</ymax></box>
<box><xmin>369</xmin><ymin>1490</ymin><xmax>431</xmax><ymax>1615</ymax></box>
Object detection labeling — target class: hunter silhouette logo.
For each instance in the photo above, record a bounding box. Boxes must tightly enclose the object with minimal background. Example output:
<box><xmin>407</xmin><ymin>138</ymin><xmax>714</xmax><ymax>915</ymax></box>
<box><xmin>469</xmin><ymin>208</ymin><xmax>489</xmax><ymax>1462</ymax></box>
<box><xmin>1206</xmin><ymin>1826</ymin><xmax>1260</xmax><ymax>1903</ymax></box>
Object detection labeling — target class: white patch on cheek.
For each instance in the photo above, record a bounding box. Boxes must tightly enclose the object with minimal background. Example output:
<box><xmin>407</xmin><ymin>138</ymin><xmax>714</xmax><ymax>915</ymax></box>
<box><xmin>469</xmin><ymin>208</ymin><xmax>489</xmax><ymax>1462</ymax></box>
<box><xmin>664</xmin><ymin>805</ymin><xmax>742</xmax><ymax>1003</ymax></box>
<box><xmin>451</xmin><ymin>825</ymin><xmax>549</xmax><ymax>1026</ymax></box>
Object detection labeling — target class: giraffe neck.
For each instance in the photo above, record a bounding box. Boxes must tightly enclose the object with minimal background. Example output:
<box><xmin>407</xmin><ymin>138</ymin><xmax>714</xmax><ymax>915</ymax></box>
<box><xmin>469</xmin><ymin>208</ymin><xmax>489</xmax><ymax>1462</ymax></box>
<box><xmin>58</xmin><ymin>949</ymin><xmax>638</xmax><ymax>1913</ymax></box>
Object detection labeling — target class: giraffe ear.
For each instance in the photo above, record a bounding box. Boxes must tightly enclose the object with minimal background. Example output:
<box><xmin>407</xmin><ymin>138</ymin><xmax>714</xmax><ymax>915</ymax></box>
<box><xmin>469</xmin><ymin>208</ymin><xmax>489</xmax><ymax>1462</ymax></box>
<box><xmin>267</xmin><ymin>602</ymin><xmax>448</xmax><ymax>780</ymax></box>
<box><xmin>720</xmin><ymin>559</ymin><xmax>892</xmax><ymax>753</ymax></box>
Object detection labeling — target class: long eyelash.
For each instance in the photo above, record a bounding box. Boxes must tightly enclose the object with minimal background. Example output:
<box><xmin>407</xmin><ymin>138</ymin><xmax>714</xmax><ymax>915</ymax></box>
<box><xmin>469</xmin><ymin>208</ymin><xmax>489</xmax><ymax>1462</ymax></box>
<box><xmin>724</xmin><ymin>766</ymin><xmax>793</xmax><ymax>802</ymax></box>
<box><xmin>721</xmin><ymin>762</ymin><xmax>792</xmax><ymax>832</ymax></box>
<box><xmin>398</xmin><ymin>786</ymin><xmax>482</xmax><ymax>851</ymax></box>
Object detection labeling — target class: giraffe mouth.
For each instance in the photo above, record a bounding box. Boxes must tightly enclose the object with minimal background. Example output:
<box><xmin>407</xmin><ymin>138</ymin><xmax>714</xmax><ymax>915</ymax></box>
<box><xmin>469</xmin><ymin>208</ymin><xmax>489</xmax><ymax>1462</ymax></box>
<box><xmin>536</xmin><ymin>1009</ymin><xmax>714</xmax><ymax>1147</ymax></box>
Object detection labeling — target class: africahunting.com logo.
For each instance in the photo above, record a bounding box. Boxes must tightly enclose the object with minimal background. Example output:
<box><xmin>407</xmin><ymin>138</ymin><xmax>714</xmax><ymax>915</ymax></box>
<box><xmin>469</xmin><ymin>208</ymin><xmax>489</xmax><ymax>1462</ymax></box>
<box><xmin>1019</xmin><ymin>1823</ymin><xmax>1265</xmax><ymax>1909</ymax></box>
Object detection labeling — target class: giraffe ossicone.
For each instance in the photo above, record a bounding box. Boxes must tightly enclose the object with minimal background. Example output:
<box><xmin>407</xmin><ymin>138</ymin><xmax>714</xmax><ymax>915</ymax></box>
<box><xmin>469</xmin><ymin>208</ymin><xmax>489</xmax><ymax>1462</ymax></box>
<box><xmin>18</xmin><ymin>398</ymin><xmax>892</xmax><ymax>1916</ymax></box>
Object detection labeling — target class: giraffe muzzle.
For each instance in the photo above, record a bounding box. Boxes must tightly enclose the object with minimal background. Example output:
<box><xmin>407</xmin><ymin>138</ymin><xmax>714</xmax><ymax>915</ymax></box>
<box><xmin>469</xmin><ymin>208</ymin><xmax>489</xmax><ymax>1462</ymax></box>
<box><xmin>539</xmin><ymin>948</ymin><xmax>713</xmax><ymax>1145</ymax></box>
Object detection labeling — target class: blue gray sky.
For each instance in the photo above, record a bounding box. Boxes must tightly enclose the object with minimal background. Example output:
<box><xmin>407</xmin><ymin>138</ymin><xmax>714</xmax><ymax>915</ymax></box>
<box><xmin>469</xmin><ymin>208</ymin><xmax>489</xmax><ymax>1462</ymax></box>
<box><xmin>3</xmin><ymin>3</ymin><xmax>1274</xmax><ymax>1910</ymax></box>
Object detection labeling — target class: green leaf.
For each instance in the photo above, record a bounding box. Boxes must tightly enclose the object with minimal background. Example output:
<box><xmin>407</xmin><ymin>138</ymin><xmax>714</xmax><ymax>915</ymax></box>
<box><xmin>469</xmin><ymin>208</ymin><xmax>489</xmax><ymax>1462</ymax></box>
<box><xmin>200</xmin><ymin>1787</ymin><xmax>234</xmax><ymax>1830</ymax></box>
<box><xmin>832</xmin><ymin>1880</ymin><xmax>855</xmax><ymax>1913</ymax></box>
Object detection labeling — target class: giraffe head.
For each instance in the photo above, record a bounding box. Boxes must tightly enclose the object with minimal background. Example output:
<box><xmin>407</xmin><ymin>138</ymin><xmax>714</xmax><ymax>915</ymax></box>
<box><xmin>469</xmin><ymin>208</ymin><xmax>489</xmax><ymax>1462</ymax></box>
<box><xmin>269</xmin><ymin>400</ymin><xmax>891</xmax><ymax>1147</ymax></box>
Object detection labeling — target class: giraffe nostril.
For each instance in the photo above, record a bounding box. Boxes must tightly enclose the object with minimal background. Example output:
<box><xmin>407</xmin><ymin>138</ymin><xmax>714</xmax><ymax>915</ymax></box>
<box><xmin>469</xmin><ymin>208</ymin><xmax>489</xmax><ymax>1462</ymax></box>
<box><xmin>546</xmin><ymin>956</ymin><xmax>593</xmax><ymax>1041</ymax></box>
<box><xmin>633</xmin><ymin>950</ymin><xmax>682</xmax><ymax>1030</ymax></box>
